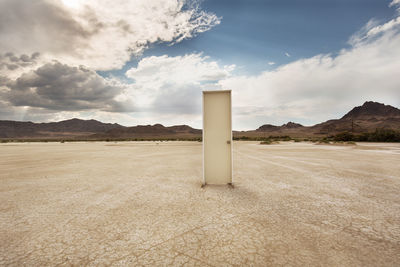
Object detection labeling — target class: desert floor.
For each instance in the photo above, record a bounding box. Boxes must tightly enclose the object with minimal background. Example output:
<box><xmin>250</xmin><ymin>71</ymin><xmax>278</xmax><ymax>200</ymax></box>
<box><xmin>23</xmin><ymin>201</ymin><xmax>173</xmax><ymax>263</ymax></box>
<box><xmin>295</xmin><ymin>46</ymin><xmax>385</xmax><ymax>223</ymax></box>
<box><xmin>1</xmin><ymin>141</ymin><xmax>400</xmax><ymax>266</ymax></box>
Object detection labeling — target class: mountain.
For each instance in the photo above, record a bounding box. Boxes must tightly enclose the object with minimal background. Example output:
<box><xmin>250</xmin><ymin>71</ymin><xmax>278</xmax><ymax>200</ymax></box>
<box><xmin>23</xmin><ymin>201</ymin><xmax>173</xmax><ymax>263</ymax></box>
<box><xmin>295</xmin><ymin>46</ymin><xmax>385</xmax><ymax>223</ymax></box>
<box><xmin>256</xmin><ymin>122</ymin><xmax>303</xmax><ymax>132</ymax></box>
<box><xmin>0</xmin><ymin>118</ymin><xmax>124</xmax><ymax>138</ymax></box>
<box><xmin>242</xmin><ymin>101</ymin><xmax>400</xmax><ymax>138</ymax></box>
<box><xmin>281</xmin><ymin>122</ymin><xmax>304</xmax><ymax>129</ymax></box>
<box><xmin>342</xmin><ymin>101</ymin><xmax>400</xmax><ymax>119</ymax></box>
<box><xmin>1</xmin><ymin>101</ymin><xmax>399</xmax><ymax>140</ymax></box>
<box><xmin>92</xmin><ymin>124</ymin><xmax>201</xmax><ymax>139</ymax></box>
<box><xmin>311</xmin><ymin>102</ymin><xmax>400</xmax><ymax>134</ymax></box>
<box><xmin>0</xmin><ymin>118</ymin><xmax>201</xmax><ymax>140</ymax></box>
<box><xmin>256</xmin><ymin>124</ymin><xmax>279</xmax><ymax>132</ymax></box>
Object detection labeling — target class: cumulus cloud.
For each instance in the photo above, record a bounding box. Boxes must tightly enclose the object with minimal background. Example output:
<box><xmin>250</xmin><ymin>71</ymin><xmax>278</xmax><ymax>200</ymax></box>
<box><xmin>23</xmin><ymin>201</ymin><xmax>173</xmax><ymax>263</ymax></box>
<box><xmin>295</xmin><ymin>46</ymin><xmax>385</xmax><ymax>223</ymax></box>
<box><xmin>2</xmin><ymin>62</ymin><xmax>133</xmax><ymax>112</ymax></box>
<box><xmin>1</xmin><ymin>0</ymin><xmax>399</xmax><ymax>130</ymax></box>
<box><xmin>117</xmin><ymin>12</ymin><xmax>400</xmax><ymax>129</ymax></box>
<box><xmin>0</xmin><ymin>0</ymin><xmax>93</xmax><ymax>59</ymax></box>
<box><xmin>126</xmin><ymin>54</ymin><xmax>234</xmax><ymax>86</ymax></box>
<box><xmin>0</xmin><ymin>0</ymin><xmax>220</xmax><ymax>123</ymax></box>
<box><xmin>0</xmin><ymin>52</ymin><xmax>43</xmax><ymax>80</ymax></box>
<box><xmin>0</xmin><ymin>52</ymin><xmax>40</xmax><ymax>70</ymax></box>
<box><xmin>219</xmin><ymin>15</ymin><xmax>400</xmax><ymax>129</ymax></box>
<box><xmin>126</xmin><ymin>54</ymin><xmax>234</xmax><ymax>113</ymax></box>
<box><xmin>0</xmin><ymin>0</ymin><xmax>220</xmax><ymax>70</ymax></box>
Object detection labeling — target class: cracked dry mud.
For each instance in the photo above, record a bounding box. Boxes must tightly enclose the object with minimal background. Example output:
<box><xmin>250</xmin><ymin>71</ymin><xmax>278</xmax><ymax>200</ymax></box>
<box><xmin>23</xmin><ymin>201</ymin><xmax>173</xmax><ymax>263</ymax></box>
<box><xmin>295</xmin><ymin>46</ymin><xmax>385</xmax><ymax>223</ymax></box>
<box><xmin>1</xmin><ymin>141</ymin><xmax>400</xmax><ymax>266</ymax></box>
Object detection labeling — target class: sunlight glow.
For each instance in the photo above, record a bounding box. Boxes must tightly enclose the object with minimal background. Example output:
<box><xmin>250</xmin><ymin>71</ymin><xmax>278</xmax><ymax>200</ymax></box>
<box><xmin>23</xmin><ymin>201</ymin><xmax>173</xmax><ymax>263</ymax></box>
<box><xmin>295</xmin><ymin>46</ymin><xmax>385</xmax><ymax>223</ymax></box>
<box><xmin>61</xmin><ymin>0</ymin><xmax>83</xmax><ymax>9</ymax></box>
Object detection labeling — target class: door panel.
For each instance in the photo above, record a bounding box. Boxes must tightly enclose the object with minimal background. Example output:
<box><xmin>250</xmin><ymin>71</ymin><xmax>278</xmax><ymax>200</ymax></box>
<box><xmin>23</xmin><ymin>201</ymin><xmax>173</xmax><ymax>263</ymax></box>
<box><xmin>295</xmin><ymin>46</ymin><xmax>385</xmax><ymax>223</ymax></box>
<box><xmin>203</xmin><ymin>90</ymin><xmax>232</xmax><ymax>184</ymax></box>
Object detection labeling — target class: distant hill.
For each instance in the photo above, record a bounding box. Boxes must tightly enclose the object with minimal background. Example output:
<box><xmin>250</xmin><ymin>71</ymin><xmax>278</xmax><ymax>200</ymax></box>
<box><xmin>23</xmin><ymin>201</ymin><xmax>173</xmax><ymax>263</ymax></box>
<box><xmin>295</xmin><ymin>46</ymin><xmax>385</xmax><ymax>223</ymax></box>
<box><xmin>342</xmin><ymin>101</ymin><xmax>400</xmax><ymax>119</ymax></box>
<box><xmin>311</xmin><ymin>102</ymin><xmax>400</xmax><ymax>135</ymax></box>
<box><xmin>256</xmin><ymin>122</ymin><xmax>303</xmax><ymax>132</ymax></box>
<box><xmin>0</xmin><ymin>118</ymin><xmax>124</xmax><ymax>138</ymax></box>
<box><xmin>92</xmin><ymin>124</ymin><xmax>201</xmax><ymax>139</ymax></box>
<box><xmin>256</xmin><ymin>124</ymin><xmax>279</xmax><ymax>132</ymax></box>
<box><xmin>238</xmin><ymin>101</ymin><xmax>400</xmax><ymax>138</ymax></box>
<box><xmin>1</xmin><ymin>101</ymin><xmax>399</xmax><ymax>140</ymax></box>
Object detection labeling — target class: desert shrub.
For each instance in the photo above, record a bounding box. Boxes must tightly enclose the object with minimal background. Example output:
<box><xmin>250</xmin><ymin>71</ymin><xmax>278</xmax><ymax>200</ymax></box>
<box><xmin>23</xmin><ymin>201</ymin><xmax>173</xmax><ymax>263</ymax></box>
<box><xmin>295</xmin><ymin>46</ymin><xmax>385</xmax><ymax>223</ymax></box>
<box><xmin>280</xmin><ymin>135</ymin><xmax>292</xmax><ymax>141</ymax></box>
<box><xmin>234</xmin><ymin>136</ymin><xmax>250</xmax><ymax>140</ymax></box>
<box><xmin>333</xmin><ymin>132</ymin><xmax>355</xmax><ymax>142</ymax></box>
<box><xmin>331</xmin><ymin>129</ymin><xmax>400</xmax><ymax>142</ymax></box>
<box><xmin>365</xmin><ymin>129</ymin><xmax>400</xmax><ymax>142</ymax></box>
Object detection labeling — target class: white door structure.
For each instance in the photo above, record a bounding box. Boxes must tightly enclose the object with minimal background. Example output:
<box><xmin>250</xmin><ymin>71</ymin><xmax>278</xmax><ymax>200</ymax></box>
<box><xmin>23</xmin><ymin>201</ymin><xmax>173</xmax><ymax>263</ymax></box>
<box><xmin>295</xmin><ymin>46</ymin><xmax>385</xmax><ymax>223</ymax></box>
<box><xmin>203</xmin><ymin>90</ymin><xmax>232</xmax><ymax>185</ymax></box>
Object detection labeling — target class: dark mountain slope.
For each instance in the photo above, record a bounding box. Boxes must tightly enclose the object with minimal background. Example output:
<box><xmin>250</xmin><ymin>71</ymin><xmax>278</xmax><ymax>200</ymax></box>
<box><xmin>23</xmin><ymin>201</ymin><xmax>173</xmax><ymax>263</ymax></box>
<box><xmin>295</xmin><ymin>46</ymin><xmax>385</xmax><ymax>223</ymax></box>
<box><xmin>92</xmin><ymin>124</ymin><xmax>201</xmax><ymax>139</ymax></box>
<box><xmin>0</xmin><ymin>118</ymin><xmax>123</xmax><ymax>138</ymax></box>
<box><xmin>248</xmin><ymin>101</ymin><xmax>400</xmax><ymax>137</ymax></box>
<box><xmin>342</xmin><ymin>101</ymin><xmax>400</xmax><ymax>119</ymax></box>
<box><xmin>1</xmin><ymin>101</ymin><xmax>399</xmax><ymax>140</ymax></box>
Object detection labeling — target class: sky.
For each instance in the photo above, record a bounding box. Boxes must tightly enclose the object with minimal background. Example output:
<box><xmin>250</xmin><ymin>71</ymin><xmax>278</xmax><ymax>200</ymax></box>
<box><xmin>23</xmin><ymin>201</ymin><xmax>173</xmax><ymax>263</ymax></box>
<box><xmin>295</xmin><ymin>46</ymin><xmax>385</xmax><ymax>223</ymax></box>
<box><xmin>0</xmin><ymin>0</ymin><xmax>400</xmax><ymax>130</ymax></box>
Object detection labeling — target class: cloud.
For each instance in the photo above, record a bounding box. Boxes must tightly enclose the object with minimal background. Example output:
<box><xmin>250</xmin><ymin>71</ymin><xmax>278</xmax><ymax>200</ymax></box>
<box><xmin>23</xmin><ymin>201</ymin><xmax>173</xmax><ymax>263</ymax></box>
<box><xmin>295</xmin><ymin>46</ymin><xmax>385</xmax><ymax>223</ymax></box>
<box><xmin>1</xmin><ymin>1</ymin><xmax>400</xmax><ymax>130</ymax></box>
<box><xmin>126</xmin><ymin>54</ymin><xmax>234</xmax><ymax>114</ymax></box>
<box><xmin>390</xmin><ymin>0</ymin><xmax>400</xmax><ymax>7</ymax></box>
<box><xmin>0</xmin><ymin>0</ymin><xmax>220</xmax><ymax>70</ymax></box>
<box><xmin>2</xmin><ymin>61</ymin><xmax>133</xmax><ymax>112</ymax></box>
<box><xmin>0</xmin><ymin>0</ymin><xmax>93</xmax><ymax>60</ymax></box>
<box><xmin>219</xmin><ymin>16</ymin><xmax>400</xmax><ymax>129</ymax></box>
<box><xmin>0</xmin><ymin>52</ymin><xmax>42</xmax><ymax>80</ymax></box>
<box><xmin>0</xmin><ymin>52</ymin><xmax>40</xmax><ymax>70</ymax></box>
<box><xmin>349</xmin><ymin>2</ymin><xmax>400</xmax><ymax>46</ymax></box>
<box><xmin>0</xmin><ymin>1</ymin><xmax>220</xmax><ymax>124</ymax></box>
<box><xmin>126</xmin><ymin>54</ymin><xmax>234</xmax><ymax>85</ymax></box>
<box><xmin>349</xmin><ymin>18</ymin><xmax>400</xmax><ymax>46</ymax></box>
<box><xmin>268</xmin><ymin>62</ymin><xmax>276</xmax><ymax>66</ymax></box>
<box><xmin>366</xmin><ymin>17</ymin><xmax>400</xmax><ymax>38</ymax></box>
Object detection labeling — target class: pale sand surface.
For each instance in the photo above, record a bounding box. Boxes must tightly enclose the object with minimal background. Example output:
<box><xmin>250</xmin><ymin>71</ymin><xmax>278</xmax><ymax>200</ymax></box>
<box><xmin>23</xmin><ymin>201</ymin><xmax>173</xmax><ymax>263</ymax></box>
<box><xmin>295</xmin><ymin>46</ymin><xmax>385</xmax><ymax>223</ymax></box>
<box><xmin>0</xmin><ymin>141</ymin><xmax>399</xmax><ymax>266</ymax></box>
